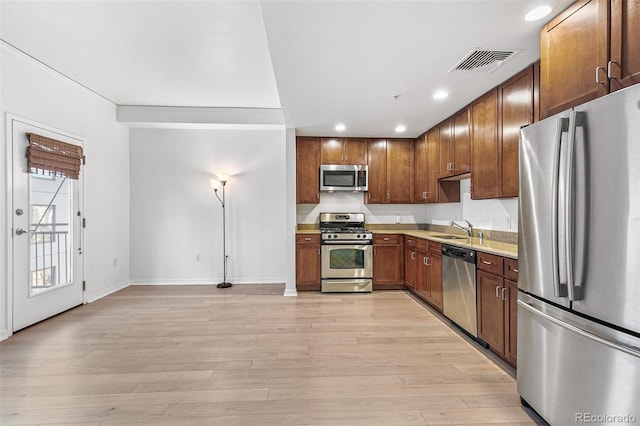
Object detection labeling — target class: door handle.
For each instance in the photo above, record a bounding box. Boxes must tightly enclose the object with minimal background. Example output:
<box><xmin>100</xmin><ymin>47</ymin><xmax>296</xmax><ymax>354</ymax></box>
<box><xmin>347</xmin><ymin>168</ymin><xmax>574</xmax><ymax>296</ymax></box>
<box><xmin>501</xmin><ymin>287</ymin><xmax>507</xmax><ymax>301</ymax></box>
<box><xmin>595</xmin><ymin>66</ymin><xmax>607</xmax><ymax>85</ymax></box>
<box><xmin>496</xmin><ymin>285</ymin><xmax>501</xmax><ymax>297</ymax></box>
<box><xmin>15</xmin><ymin>228</ymin><xmax>31</xmax><ymax>236</ymax></box>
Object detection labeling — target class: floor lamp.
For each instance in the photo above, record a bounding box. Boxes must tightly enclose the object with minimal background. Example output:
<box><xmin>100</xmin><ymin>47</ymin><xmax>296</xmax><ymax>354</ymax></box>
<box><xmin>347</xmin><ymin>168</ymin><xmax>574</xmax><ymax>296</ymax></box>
<box><xmin>210</xmin><ymin>178</ymin><xmax>232</xmax><ymax>288</ymax></box>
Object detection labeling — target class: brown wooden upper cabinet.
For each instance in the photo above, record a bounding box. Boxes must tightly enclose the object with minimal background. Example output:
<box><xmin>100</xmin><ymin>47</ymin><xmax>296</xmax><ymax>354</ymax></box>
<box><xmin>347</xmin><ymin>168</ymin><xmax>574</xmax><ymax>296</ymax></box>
<box><xmin>470</xmin><ymin>88</ymin><xmax>499</xmax><ymax>200</ymax></box>
<box><xmin>498</xmin><ymin>66</ymin><xmax>534</xmax><ymax>198</ymax></box>
<box><xmin>296</xmin><ymin>137</ymin><xmax>320</xmax><ymax>204</ymax></box>
<box><xmin>414</xmin><ymin>134</ymin><xmax>428</xmax><ymax>203</ymax></box>
<box><xmin>540</xmin><ymin>0</ymin><xmax>640</xmax><ymax>118</ymax></box>
<box><xmin>415</xmin><ymin>130</ymin><xmax>460</xmax><ymax>204</ymax></box>
<box><xmin>320</xmin><ymin>138</ymin><xmax>368</xmax><ymax>165</ymax></box>
<box><xmin>366</xmin><ymin>138</ymin><xmax>414</xmax><ymax>204</ymax></box>
<box><xmin>439</xmin><ymin>109</ymin><xmax>471</xmax><ymax>178</ymax></box>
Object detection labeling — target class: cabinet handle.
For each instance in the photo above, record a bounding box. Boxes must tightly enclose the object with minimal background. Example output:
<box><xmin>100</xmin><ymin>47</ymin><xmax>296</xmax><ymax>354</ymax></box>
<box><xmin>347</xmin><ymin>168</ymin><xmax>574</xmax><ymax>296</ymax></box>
<box><xmin>422</xmin><ymin>191</ymin><xmax>427</xmax><ymax>199</ymax></box>
<box><xmin>426</xmin><ymin>257</ymin><xmax>431</xmax><ymax>266</ymax></box>
<box><xmin>317</xmin><ymin>248</ymin><xmax>320</xmax><ymax>255</ymax></box>
<box><xmin>411</xmin><ymin>252</ymin><xmax>416</xmax><ymax>260</ymax></box>
<box><xmin>316</xmin><ymin>193</ymin><xmax>320</xmax><ymax>200</ymax></box>
<box><xmin>607</xmin><ymin>60</ymin><xmax>618</xmax><ymax>80</ymax></box>
<box><xmin>425</xmin><ymin>191</ymin><xmax>430</xmax><ymax>200</ymax></box>
<box><xmin>387</xmin><ymin>193</ymin><xmax>390</xmax><ymax>201</ymax></box>
<box><xmin>501</xmin><ymin>287</ymin><xmax>507</xmax><ymax>301</ymax></box>
<box><xmin>383</xmin><ymin>237</ymin><xmax>390</xmax><ymax>241</ymax></box>
<box><xmin>482</xmin><ymin>260</ymin><xmax>492</xmax><ymax>265</ymax></box>
<box><xmin>368</xmin><ymin>192</ymin><xmax>371</xmax><ymax>199</ymax></box>
<box><xmin>513</xmin><ymin>268</ymin><xmax>519</xmax><ymax>273</ymax></box>
<box><xmin>304</xmin><ymin>237</ymin><xmax>311</xmax><ymax>241</ymax></box>
<box><xmin>595</xmin><ymin>66</ymin><xmax>607</xmax><ymax>85</ymax></box>
<box><xmin>496</xmin><ymin>285</ymin><xmax>501</xmax><ymax>297</ymax></box>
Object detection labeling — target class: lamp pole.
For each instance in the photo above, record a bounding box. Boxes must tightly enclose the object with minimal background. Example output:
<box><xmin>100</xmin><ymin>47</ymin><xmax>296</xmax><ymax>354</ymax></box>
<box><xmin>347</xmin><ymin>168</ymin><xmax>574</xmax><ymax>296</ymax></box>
<box><xmin>213</xmin><ymin>179</ymin><xmax>231</xmax><ymax>288</ymax></box>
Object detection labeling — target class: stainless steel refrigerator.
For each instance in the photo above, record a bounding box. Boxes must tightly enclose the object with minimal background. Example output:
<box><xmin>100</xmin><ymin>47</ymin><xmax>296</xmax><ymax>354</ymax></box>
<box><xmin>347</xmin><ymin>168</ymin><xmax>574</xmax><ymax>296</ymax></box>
<box><xmin>518</xmin><ymin>83</ymin><xmax>640</xmax><ymax>425</ymax></box>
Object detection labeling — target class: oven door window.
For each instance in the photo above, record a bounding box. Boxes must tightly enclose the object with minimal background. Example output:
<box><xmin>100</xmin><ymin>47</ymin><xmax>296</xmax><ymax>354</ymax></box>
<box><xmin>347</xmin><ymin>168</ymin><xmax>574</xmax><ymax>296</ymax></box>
<box><xmin>329</xmin><ymin>248</ymin><xmax>365</xmax><ymax>269</ymax></box>
<box><xmin>323</xmin><ymin>171</ymin><xmax>355</xmax><ymax>188</ymax></box>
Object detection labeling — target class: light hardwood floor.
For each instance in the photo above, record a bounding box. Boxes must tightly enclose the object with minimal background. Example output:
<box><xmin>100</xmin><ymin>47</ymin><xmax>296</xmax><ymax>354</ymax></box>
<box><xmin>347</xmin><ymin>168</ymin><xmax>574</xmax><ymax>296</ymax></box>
<box><xmin>1</xmin><ymin>285</ymin><xmax>539</xmax><ymax>425</ymax></box>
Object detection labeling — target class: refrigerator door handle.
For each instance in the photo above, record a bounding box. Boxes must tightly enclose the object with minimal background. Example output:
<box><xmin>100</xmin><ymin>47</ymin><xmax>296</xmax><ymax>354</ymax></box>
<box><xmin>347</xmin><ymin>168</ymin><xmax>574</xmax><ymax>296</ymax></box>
<box><xmin>565</xmin><ymin>111</ymin><xmax>585</xmax><ymax>301</ymax></box>
<box><xmin>552</xmin><ymin>117</ymin><xmax>569</xmax><ymax>298</ymax></box>
<box><xmin>518</xmin><ymin>299</ymin><xmax>640</xmax><ymax>358</ymax></box>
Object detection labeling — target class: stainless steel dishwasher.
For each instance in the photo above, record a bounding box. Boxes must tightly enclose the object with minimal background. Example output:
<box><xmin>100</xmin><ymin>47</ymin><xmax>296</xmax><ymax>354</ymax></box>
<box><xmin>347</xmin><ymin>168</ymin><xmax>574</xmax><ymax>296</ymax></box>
<box><xmin>441</xmin><ymin>244</ymin><xmax>477</xmax><ymax>337</ymax></box>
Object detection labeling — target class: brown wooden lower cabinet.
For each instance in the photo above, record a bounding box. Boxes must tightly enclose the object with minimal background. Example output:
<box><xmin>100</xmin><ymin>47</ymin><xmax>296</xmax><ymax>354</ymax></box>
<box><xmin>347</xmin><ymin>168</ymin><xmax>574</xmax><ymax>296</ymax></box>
<box><xmin>406</xmin><ymin>239</ymin><xmax>443</xmax><ymax>312</ymax></box>
<box><xmin>295</xmin><ymin>234</ymin><xmax>321</xmax><ymax>291</ymax></box>
<box><xmin>404</xmin><ymin>238</ymin><xmax>417</xmax><ymax>290</ymax></box>
<box><xmin>373</xmin><ymin>234</ymin><xmax>404</xmax><ymax>289</ymax></box>
<box><xmin>476</xmin><ymin>254</ymin><xmax>518</xmax><ymax>367</ymax></box>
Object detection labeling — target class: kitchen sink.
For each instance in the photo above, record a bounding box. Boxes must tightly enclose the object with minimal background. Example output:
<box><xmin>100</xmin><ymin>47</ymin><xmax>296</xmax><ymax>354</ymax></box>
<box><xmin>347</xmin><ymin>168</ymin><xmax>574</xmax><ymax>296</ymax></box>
<box><xmin>435</xmin><ymin>234</ymin><xmax>469</xmax><ymax>240</ymax></box>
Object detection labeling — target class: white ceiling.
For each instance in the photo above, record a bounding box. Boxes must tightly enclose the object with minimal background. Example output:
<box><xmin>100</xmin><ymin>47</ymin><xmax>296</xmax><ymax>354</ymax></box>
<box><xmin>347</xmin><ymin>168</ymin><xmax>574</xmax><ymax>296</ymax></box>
<box><xmin>1</xmin><ymin>0</ymin><xmax>574</xmax><ymax>137</ymax></box>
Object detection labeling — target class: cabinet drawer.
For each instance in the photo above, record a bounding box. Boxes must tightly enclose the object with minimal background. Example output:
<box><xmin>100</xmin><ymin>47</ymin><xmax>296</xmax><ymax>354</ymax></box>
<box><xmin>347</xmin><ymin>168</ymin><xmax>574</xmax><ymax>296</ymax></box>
<box><xmin>296</xmin><ymin>234</ymin><xmax>320</xmax><ymax>245</ymax></box>
<box><xmin>428</xmin><ymin>241</ymin><xmax>442</xmax><ymax>253</ymax></box>
<box><xmin>373</xmin><ymin>234</ymin><xmax>401</xmax><ymax>244</ymax></box>
<box><xmin>416</xmin><ymin>238</ymin><xmax>428</xmax><ymax>251</ymax></box>
<box><xmin>477</xmin><ymin>252</ymin><xmax>504</xmax><ymax>275</ymax></box>
<box><xmin>504</xmin><ymin>258</ymin><xmax>519</xmax><ymax>281</ymax></box>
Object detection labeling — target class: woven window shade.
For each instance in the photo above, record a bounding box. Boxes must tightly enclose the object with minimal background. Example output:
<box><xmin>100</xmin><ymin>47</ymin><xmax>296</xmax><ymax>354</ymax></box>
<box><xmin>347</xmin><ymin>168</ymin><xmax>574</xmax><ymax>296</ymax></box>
<box><xmin>27</xmin><ymin>133</ymin><xmax>83</xmax><ymax>179</ymax></box>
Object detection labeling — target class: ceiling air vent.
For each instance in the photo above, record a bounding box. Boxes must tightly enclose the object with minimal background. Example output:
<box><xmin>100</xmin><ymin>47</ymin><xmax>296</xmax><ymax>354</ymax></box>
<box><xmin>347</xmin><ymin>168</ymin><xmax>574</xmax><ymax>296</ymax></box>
<box><xmin>450</xmin><ymin>49</ymin><xmax>522</xmax><ymax>73</ymax></box>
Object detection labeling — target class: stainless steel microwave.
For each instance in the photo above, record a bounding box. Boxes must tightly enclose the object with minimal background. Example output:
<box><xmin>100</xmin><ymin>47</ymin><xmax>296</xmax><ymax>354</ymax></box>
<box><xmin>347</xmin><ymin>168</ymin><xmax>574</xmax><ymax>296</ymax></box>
<box><xmin>319</xmin><ymin>164</ymin><xmax>368</xmax><ymax>192</ymax></box>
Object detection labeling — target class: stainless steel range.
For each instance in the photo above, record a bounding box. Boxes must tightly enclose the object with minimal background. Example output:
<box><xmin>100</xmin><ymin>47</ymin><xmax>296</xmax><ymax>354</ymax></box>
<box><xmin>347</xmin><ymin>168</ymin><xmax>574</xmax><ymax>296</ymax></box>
<box><xmin>319</xmin><ymin>213</ymin><xmax>373</xmax><ymax>293</ymax></box>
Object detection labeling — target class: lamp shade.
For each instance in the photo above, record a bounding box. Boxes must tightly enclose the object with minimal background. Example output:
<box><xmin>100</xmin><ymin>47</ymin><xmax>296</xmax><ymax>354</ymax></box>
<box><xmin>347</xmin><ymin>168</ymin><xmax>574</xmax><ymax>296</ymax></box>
<box><xmin>210</xmin><ymin>179</ymin><xmax>220</xmax><ymax>190</ymax></box>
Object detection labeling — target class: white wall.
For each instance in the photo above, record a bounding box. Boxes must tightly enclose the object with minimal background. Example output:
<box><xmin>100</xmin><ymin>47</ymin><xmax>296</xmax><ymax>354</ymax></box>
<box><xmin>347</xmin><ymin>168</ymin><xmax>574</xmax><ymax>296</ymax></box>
<box><xmin>129</xmin><ymin>128</ymin><xmax>287</xmax><ymax>285</ymax></box>
<box><xmin>297</xmin><ymin>178</ymin><xmax>518</xmax><ymax>233</ymax></box>
<box><xmin>297</xmin><ymin>192</ymin><xmax>432</xmax><ymax>224</ymax></box>
<box><xmin>1</xmin><ymin>43</ymin><xmax>130</xmax><ymax>337</ymax></box>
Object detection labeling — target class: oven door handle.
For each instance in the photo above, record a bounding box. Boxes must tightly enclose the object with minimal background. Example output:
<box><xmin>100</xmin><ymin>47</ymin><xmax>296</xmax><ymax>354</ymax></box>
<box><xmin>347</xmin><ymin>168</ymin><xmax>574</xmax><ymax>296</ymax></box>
<box><xmin>322</xmin><ymin>241</ymin><xmax>372</xmax><ymax>246</ymax></box>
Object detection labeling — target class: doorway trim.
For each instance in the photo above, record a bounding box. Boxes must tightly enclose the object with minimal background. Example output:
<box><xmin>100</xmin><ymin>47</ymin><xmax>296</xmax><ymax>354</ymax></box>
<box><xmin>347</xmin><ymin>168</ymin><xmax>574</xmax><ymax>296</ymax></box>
<box><xmin>4</xmin><ymin>113</ymin><xmax>86</xmax><ymax>337</ymax></box>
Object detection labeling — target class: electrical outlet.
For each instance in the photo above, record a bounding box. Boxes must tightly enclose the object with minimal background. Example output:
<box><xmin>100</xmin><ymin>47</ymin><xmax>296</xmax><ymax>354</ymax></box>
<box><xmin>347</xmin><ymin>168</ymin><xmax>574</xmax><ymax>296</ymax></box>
<box><xmin>196</xmin><ymin>254</ymin><xmax>201</xmax><ymax>262</ymax></box>
<box><xmin>112</xmin><ymin>258</ymin><xmax>117</xmax><ymax>267</ymax></box>
<box><xmin>506</xmin><ymin>216</ymin><xmax>512</xmax><ymax>229</ymax></box>
<box><xmin>396</xmin><ymin>214</ymin><xmax>400</xmax><ymax>224</ymax></box>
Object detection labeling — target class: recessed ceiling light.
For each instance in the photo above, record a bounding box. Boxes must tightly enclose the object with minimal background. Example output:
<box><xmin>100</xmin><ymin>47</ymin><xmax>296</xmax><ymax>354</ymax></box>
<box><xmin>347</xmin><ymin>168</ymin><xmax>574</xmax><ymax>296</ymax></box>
<box><xmin>433</xmin><ymin>90</ymin><xmax>449</xmax><ymax>100</ymax></box>
<box><xmin>335</xmin><ymin>123</ymin><xmax>346</xmax><ymax>132</ymax></box>
<box><xmin>525</xmin><ymin>5</ymin><xmax>552</xmax><ymax>21</ymax></box>
<box><xmin>395</xmin><ymin>125</ymin><xmax>406</xmax><ymax>133</ymax></box>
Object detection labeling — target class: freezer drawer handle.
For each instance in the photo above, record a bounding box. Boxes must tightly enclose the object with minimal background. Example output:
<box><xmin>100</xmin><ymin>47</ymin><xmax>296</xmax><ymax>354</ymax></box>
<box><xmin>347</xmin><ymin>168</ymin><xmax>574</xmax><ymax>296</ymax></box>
<box><xmin>518</xmin><ymin>300</ymin><xmax>640</xmax><ymax>358</ymax></box>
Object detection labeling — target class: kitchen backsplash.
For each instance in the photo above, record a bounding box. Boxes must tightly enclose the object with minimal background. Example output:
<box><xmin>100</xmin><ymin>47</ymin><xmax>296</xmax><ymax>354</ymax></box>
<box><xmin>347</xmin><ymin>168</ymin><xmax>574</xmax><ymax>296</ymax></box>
<box><xmin>297</xmin><ymin>178</ymin><xmax>519</xmax><ymax>235</ymax></box>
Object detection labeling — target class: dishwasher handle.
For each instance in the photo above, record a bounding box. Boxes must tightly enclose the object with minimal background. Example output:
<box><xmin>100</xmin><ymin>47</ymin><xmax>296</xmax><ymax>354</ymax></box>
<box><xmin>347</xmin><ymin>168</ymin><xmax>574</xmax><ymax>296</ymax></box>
<box><xmin>441</xmin><ymin>244</ymin><xmax>476</xmax><ymax>264</ymax></box>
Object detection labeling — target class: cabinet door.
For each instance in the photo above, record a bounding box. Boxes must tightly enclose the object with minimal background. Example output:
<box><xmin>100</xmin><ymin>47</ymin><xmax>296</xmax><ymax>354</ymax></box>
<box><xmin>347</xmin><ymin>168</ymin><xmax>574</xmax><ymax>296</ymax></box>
<box><xmin>471</xmin><ymin>89</ymin><xmax>499</xmax><ymax>200</ymax></box>
<box><xmin>504</xmin><ymin>280</ymin><xmax>518</xmax><ymax>367</ymax></box>
<box><xmin>366</xmin><ymin>139</ymin><xmax>387</xmax><ymax>204</ymax></box>
<box><xmin>452</xmin><ymin>108</ymin><xmax>471</xmax><ymax>174</ymax></box>
<box><xmin>426</xmin><ymin>130</ymin><xmax>439</xmax><ymax>203</ymax></box>
<box><xmin>344</xmin><ymin>138</ymin><xmax>368</xmax><ymax>164</ymax></box>
<box><xmin>414</xmin><ymin>135</ymin><xmax>428</xmax><ymax>203</ymax></box>
<box><xmin>386</xmin><ymin>139</ymin><xmax>414</xmax><ymax>203</ymax></box>
<box><xmin>320</xmin><ymin>138</ymin><xmax>344</xmax><ymax>164</ymax></box>
<box><xmin>499</xmin><ymin>66</ymin><xmax>534</xmax><ymax>198</ymax></box>
<box><xmin>295</xmin><ymin>244</ymin><xmax>320</xmax><ymax>289</ymax></box>
<box><xmin>415</xmin><ymin>250</ymin><xmax>428</xmax><ymax>299</ymax></box>
<box><xmin>610</xmin><ymin>0</ymin><xmax>640</xmax><ymax>91</ymax></box>
<box><xmin>540</xmin><ymin>0</ymin><xmax>609</xmax><ymax>118</ymax></box>
<box><xmin>373</xmin><ymin>244</ymin><xmax>403</xmax><ymax>286</ymax></box>
<box><xmin>477</xmin><ymin>270</ymin><xmax>505</xmax><ymax>354</ymax></box>
<box><xmin>405</xmin><ymin>244</ymin><xmax>416</xmax><ymax>289</ymax></box>
<box><xmin>427</xmin><ymin>252</ymin><xmax>443</xmax><ymax>311</ymax></box>
<box><xmin>296</xmin><ymin>137</ymin><xmax>320</xmax><ymax>203</ymax></box>
<box><xmin>438</xmin><ymin>119</ymin><xmax>453</xmax><ymax>178</ymax></box>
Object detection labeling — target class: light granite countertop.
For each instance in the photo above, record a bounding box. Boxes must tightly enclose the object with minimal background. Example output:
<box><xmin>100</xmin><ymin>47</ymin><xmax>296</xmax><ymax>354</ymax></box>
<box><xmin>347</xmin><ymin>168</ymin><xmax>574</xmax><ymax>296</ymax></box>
<box><xmin>296</xmin><ymin>228</ymin><xmax>518</xmax><ymax>259</ymax></box>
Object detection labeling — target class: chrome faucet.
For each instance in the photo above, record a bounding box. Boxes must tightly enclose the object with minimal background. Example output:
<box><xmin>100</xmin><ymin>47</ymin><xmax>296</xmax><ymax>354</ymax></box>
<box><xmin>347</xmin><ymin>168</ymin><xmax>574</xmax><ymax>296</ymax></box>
<box><xmin>450</xmin><ymin>219</ymin><xmax>473</xmax><ymax>237</ymax></box>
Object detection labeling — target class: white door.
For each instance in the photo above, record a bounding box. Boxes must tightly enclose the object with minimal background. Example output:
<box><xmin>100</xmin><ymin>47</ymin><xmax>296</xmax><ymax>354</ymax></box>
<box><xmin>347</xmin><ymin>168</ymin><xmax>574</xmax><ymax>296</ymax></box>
<box><xmin>10</xmin><ymin>117</ymin><xmax>84</xmax><ymax>332</ymax></box>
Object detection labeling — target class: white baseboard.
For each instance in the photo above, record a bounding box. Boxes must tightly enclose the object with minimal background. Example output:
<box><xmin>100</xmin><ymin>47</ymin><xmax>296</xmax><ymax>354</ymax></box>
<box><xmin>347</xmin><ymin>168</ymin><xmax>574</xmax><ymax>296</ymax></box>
<box><xmin>0</xmin><ymin>329</ymin><xmax>10</xmax><ymax>342</ymax></box>
<box><xmin>85</xmin><ymin>280</ymin><xmax>130</xmax><ymax>303</ymax></box>
<box><xmin>283</xmin><ymin>288</ymin><xmax>298</xmax><ymax>297</ymax></box>
<box><xmin>129</xmin><ymin>279</ymin><xmax>285</xmax><ymax>286</ymax></box>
